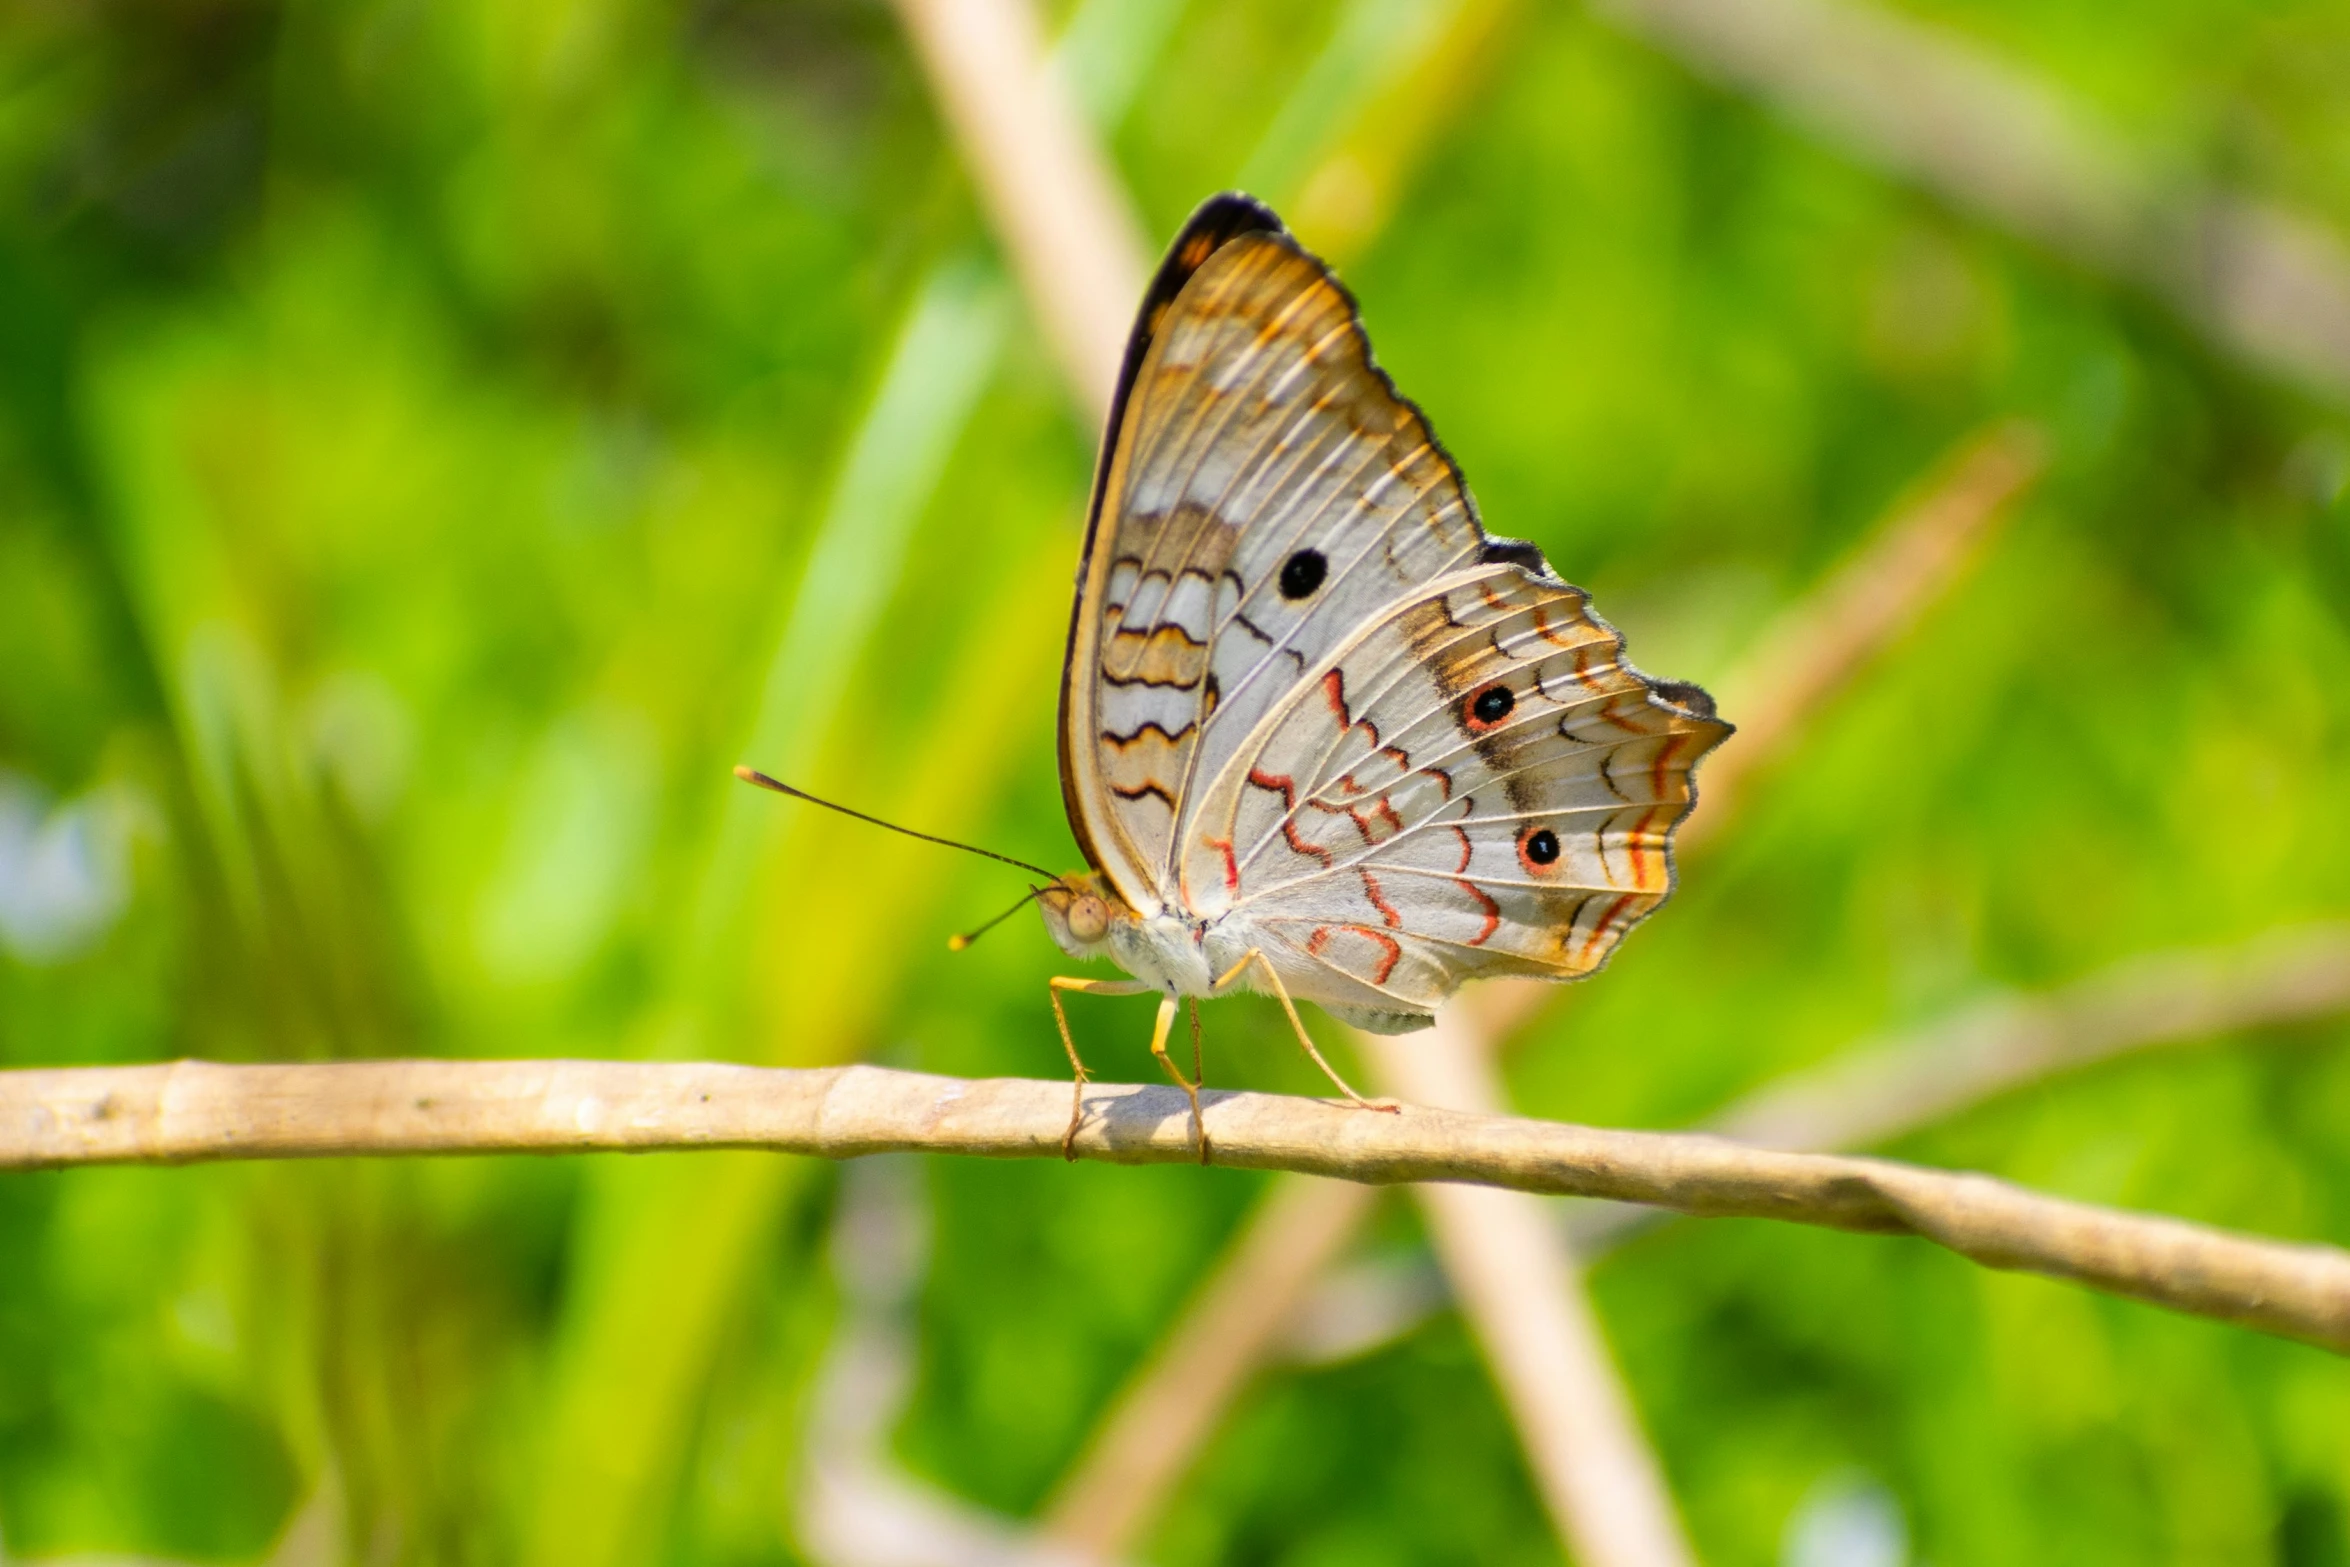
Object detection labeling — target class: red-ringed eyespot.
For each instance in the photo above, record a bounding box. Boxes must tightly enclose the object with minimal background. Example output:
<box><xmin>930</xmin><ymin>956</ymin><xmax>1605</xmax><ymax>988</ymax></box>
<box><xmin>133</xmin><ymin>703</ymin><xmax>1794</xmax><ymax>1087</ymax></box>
<box><xmin>1519</xmin><ymin>825</ymin><xmax>1561</xmax><ymax>869</ymax></box>
<box><xmin>1467</xmin><ymin>684</ymin><xmax>1514</xmax><ymax>729</ymax></box>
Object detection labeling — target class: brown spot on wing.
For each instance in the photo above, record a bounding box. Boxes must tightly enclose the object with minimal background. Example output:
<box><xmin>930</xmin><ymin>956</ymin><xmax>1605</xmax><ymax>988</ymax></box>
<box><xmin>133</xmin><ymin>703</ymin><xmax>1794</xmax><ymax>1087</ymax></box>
<box><xmin>1107</xmin><ymin>623</ymin><xmax>1211</xmax><ymax>686</ymax></box>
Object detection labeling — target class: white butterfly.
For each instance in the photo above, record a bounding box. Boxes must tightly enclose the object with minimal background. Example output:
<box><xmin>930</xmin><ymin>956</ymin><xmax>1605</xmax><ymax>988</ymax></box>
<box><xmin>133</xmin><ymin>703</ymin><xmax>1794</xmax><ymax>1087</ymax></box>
<box><xmin>1036</xmin><ymin>194</ymin><xmax>1731</xmax><ymax>1155</ymax></box>
<box><xmin>744</xmin><ymin>194</ymin><xmax>1727</xmax><ymax>1157</ymax></box>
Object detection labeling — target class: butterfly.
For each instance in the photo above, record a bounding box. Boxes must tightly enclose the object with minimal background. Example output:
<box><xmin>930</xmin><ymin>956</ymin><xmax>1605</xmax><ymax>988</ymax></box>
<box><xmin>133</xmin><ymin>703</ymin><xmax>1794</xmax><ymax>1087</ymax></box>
<box><xmin>744</xmin><ymin>193</ymin><xmax>1729</xmax><ymax>1160</ymax></box>
<box><xmin>1036</xmin><ymin>193</ymin><xmax>1728</xmax><ymax>1152</ymax></box>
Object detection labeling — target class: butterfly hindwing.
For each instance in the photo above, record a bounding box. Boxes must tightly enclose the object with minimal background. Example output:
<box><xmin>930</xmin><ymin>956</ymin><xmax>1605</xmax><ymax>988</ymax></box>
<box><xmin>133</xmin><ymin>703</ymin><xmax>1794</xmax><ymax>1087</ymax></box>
<box><xmin>1180</xmin><ymin>564</ymin><xmax>1730</xmax><ymax>1023</ymax></box>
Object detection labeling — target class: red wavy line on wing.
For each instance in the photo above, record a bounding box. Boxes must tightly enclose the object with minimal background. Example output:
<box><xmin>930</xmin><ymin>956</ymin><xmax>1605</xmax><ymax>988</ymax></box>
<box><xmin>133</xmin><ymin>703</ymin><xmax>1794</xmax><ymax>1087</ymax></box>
<box><xmin>1355</xmin><ymin>926</ymin><xmax>1404</xmax><ymax>986</ymax></box>
<box><xmin>1527</xmin><ymin>596</ymin><xmax>1585</xmax><ymax>649</ymax></box>
<box><xmin>1322</xmin><ymin>666</ymin><xmax>1384</xmax><ymax>748</ymax></box>
<box><xmin>1250</xmin><ymin>766</ymin><xmax>1334</xmax><ymax>865</ymax></box>
<box><xmin>1458</xmin><ymin>878</ymin><xmax>1500</xmax><ymax>946</ymax></box>
<box><xmin>1204</xmin><ymin>835</ymin><xmax>1239</xmax><ymax>893</ymax></box>
<box><xmin>1304</xmin><ymin>923</ymin><xmax>1402</xmax><ymax>986</ymax></box>
<box><xmin>1323</xmin><ymin>668</ymin><xmax>1352</xmax><ymax>726</ymax></box>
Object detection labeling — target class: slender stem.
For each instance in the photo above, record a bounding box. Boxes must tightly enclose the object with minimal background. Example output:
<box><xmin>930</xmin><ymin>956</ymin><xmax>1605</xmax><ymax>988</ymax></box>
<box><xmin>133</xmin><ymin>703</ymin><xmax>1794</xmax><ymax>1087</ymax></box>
<box><xmin>8</xmin><ymin>1057</ymin><xmax>2349</xmax><ymax>1354</ymax></box>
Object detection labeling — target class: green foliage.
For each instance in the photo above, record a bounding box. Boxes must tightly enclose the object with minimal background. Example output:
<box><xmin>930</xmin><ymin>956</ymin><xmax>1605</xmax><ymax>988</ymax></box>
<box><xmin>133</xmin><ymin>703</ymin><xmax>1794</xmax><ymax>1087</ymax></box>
<box><xmin>4</xmin><ymin>0</ymin><xmax>2349</xmax><ymax>1562</ymax></box>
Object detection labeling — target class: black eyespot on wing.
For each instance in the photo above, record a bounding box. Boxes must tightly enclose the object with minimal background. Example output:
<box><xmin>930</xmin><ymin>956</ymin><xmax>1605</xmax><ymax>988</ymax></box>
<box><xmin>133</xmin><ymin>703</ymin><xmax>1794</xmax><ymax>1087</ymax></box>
<box><xmin>1279</xmin><ymin>549</ymin><xmax>1327</xmax><ymax>599</ymax></box>
<box><xmin>1525</xmin><ymin>828</ymin><xmax>1560</xmax><ymax>865</ymax></box>
<box><xmin>1469</xmin><ymin>684</ymin><xmax>1514</xmax><ymax>725</ymax></box>
<box><xmin>1649</xmin><ymin>679</ymin><xmax>1718</xmax><ymax>719</ymax></box>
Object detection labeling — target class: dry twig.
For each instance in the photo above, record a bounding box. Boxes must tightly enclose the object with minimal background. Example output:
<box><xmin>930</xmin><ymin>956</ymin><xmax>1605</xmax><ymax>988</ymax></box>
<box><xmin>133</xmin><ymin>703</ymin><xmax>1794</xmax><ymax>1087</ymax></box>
<box><xmin>1286</xmin><ymin>922</ymin><xmax>2350</xmax><ymax>1359</ymax></box>
<box><xmin>1569</xmin><ymin>922</ymin><xmax>2350</xmax><ymax>1251</ymax></box>
<box><xmin>8</xmin><ymin>1057</ymin><xmax>2350</xmax><ymax>1354</ymax></box>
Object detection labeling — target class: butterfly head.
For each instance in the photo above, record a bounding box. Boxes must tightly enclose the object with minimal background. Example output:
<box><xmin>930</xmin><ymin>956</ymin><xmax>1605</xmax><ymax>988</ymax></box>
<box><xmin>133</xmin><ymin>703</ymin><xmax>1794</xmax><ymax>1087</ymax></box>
<box><xmin>1036</xmin><ymin>871</ymin><xmax>1133</xmax><ymax>960</ymax></box>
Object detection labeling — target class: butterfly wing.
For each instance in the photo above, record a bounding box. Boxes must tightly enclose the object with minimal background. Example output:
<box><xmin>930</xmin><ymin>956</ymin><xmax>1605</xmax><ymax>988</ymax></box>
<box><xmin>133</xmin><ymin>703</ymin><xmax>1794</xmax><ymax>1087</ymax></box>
<box><xmin>1181</xmin><ymin>563</ymin><xmax>1731</xmax><ymax>1030</ymax></box>
<box><xmin>1061</xmin><ymin>194</ymin><xmax>1729</xmax><ymax>1023</ymax></box>
<box><xmin>1061</xmin><ymin>194</ymin><xmax>1492</xmax><ymax>907</ymax></box>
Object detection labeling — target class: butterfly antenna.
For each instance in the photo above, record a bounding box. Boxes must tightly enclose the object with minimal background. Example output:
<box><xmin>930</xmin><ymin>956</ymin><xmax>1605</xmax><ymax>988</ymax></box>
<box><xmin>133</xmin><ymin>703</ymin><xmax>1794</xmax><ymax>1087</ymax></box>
<box><xmin>732</xmin><ymin>767</ymin><xmax>1062</xmax><ymax>883</ymax></box>
<box><xmin>945</xmin><ymin>885</ymin><xmax>1051</xmax><ymax>952</ymax></box>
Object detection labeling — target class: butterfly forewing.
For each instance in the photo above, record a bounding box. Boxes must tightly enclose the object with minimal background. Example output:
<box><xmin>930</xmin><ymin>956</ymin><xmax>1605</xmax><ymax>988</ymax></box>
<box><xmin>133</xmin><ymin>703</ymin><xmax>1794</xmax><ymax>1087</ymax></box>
<box><xmin>1066</xmin><ymin>207</ymin><xmax>1485</xmax><ymax>904</ymax></box>
<box><xmin>1062</xmin><ymin>194</ymin><xmax>1729</xmax><ymax>1027</ymax></box>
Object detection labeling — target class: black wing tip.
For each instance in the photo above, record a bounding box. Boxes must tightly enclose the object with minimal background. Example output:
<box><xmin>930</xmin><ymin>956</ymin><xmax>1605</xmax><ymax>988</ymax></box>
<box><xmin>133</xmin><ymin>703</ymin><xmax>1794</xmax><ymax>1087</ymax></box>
<box><xmin>1144</xmin><ymin>194</ymin><xmax>1290</xmax><ymax>314</ymax></box>
<box><xmin>1477</xmin><ymin>534</ymin><xmax>1556</xmax><ymax>578</ymax></box>
<box><xmin>1647</xmin><ymin>678</ymin><xmax>1720</xmax><ymax>721</ymax></box>
<box><xmin>1179</xmin><ymin>191</ymin><xmax>1287</xmax><ymax>241</ymax></box>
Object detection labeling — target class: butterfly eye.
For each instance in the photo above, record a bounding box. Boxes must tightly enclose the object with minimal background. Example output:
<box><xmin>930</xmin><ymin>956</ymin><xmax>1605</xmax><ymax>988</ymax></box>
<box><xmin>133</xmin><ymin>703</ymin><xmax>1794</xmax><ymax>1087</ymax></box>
<box><xmin>1278</xmin><ymin>549</ymin><xmax>1327</xmax><ymax>599</ymax></box>
<box><xmin>1521</xmin><ymin>827</ymin><xmax>1561</xmax><ymax>867</ymax></box>
<box><xmin>1067</xmin><ymin>894</ymin><xmax>1109</xmax><ymax>943</ymax></box>
<box><xmin>1468</xmin><ymin>684</ymin><xmax>1515</xmax><ymax>727</ymax></box>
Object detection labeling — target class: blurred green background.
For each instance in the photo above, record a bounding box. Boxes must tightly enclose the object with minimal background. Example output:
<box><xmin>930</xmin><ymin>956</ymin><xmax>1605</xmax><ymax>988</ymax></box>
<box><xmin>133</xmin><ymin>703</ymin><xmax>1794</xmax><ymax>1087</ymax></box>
<box><xmin>5</xmin><ymin>0</ymin><xmax>2350</xmax><ymax>1562</ymax></box>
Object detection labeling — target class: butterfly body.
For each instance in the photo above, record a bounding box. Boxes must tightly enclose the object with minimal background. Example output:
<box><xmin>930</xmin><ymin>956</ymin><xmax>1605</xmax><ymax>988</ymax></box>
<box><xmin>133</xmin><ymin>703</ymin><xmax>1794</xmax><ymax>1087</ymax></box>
<box><xmin>1040</xmin><ymin>875</ymin><xmax>1222</xmax><ymax>998</ymax></box>
<box><xmin>1043</xmin><ymin>195</ymin><xmax>1730</xmax><ymax>1084</ymax></box>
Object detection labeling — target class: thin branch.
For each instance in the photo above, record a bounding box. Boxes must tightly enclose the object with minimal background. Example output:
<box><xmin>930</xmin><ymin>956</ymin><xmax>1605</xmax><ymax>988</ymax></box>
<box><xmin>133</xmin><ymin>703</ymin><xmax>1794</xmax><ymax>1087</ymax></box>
<box><xmin>1287</xmin><ymin>921</ymin><xmax>2350</xmax><ymax>1362</ymax></box>
<box><xmin>8</xmin><ymin>1058</ymin><xmax>2349</xmax><ymax>1354</ymax></box>
<box><xmin>1571</xmin><ymin>921</ymin><xmax>2350</xmax><ymax>1251</ymax></box>
<box><xmin>1359</xmin><ymin>1018</ymin><xmax>1696</xmax><ymax>1567</ymax></box>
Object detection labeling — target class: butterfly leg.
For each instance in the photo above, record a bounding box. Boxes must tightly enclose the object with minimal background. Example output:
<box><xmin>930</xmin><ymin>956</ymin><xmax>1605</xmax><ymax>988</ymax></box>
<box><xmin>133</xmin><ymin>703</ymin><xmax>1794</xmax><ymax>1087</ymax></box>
<box><xmin>1213</xmin><ymin>949</ymin><xmax>1398</xmax><ymax>1113</ymax></box>
<box><xmin>1145</xmin><ymin>991</ymin><xmax>1211</xmax><ymax>1164</ymax></box>
<box><xmin>1050</xmin><ymin>975</ymin><xmax>1154</xmax><ymax>1160</ymax></box>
